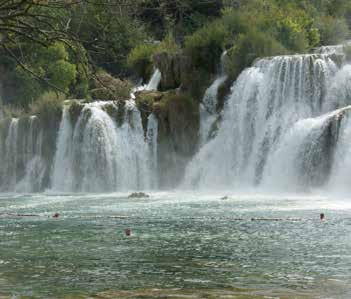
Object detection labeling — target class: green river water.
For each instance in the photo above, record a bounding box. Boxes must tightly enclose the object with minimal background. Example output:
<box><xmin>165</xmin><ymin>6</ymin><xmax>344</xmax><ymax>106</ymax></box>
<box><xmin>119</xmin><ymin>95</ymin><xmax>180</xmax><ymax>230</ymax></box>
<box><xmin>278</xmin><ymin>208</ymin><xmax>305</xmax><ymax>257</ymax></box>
<box><xmin>0</xmin><ymin>192</ymin><xmax>350</xmax><ymax>298</ymax></box>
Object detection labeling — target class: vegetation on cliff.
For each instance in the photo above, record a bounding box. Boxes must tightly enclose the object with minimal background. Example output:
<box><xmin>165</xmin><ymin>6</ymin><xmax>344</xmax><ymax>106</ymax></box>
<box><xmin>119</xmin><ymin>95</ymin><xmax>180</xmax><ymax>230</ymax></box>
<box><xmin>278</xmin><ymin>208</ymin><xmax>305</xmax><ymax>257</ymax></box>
<box><xmin>0</xmin><ymin>0</ymin><xmax>350</xmax><ymax>114</ymax></box>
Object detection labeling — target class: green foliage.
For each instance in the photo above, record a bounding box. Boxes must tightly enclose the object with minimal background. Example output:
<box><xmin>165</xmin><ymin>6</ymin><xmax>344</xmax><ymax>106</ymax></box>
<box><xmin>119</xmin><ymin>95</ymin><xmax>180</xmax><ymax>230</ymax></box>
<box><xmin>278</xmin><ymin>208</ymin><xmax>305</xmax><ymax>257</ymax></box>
<box><xmin>128</xmin><ymin>33</ymin><xmax>180</xmax><ymax>80</ymax></box>
<box><xmin>47</xmin><ymin>60</ymin><xmax>77</xmax><ymax>92</ymax></box>
<box><xmin>157</xmin><ymin>33</ymin><xmax>181</xmax><ymax>54</ymax></box>
<box><xmin>71</xmin><ymin>1</ymin><xmax>149</xmax><ymax>77</ymax></box>
<box><xmin>317</xmin><ymin>16</ymin><xmax>350</xmax><ymax>45</ymax></box>
<box><xmin>29</xmin><ymin>91</ymin><xmax>65</xmax><ymax>121</ymax></box>
<box><xmin>1</xmin><ymin>0</ymin><xmax>351</xmax><ymax>114</ymax></box>
<box><xmin>136</xmin><ymin>0</ymin><xmax>222</xmax><ymax>40</ymax></box>
<box><xmin>12</xmin><ymin>66</ymin><xmax>45</xmax><ymax>107</ymax></box>
<box><xmin>2</xmin><ymin>105</ymin><xmax>25</xmax><ymax>118</ymax></box>
<box><xmin>3</xmin><ymin>42</ymin><xmax>78</xmax><ymax>107</ymax></box>
<box><xmin>185</xmin><ymin>23</ymin><xmax>228</xmax><ymax>73</ymax></box>
<box><xmin>127</xmin><ymin>43</ymin><xmax>158</xmax><ymax>80</ymax></box>
<box><xmin>225</xmin><ymin>30</ymin><xmax>287</xmax><ymax>79</ymax></box>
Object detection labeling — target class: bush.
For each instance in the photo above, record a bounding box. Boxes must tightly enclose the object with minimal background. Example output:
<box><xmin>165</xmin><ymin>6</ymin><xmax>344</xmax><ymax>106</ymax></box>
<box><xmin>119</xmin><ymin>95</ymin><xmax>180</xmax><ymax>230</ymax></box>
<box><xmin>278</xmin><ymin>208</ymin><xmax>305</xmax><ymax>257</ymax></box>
<box><xmin>157</xmin><ymin>33</ymin><xmax>181</xmax><ymax>54</ymax></box>
<box><xmin>185</xmin><ymin>22</ymin><xmax>228</xmax><ymax>73</ymax></box>
<box><xmin>128</xmin><ymin>33</ymin><xmax>180</xmax><ymax>81</ymax></box>
<box><xmin>2</xmin><ymin>105</ymin><xmax>25</xmax><ymax>118</ymax></box>
<box><xmin>29</xmin><ymin>91</ymin><xmax>65</xmax><ymax>122</ymax></box>
<box><xmin>317</xmin><ymin>16</ymin><xmax>350</xmax><ymax>45</ymax></box>
<box><xmin>221</xmin><ymin>8</ymin><xmax>250</xmax><ymax>38</ymax></box>
<box><xmin>225</xmin><ymin>30</ymin><xmax>287</xmax><ymax>80</ymax></box>
<box><xmin>11</xmin><ymin>65</ymin><xmax>46</xmax><ymax>107</ymax></box>
<box><xmin>127</xmin><ymin>43</ymin><xmax>158</xmax><ymax>80</ymax></box>
<box><xmin>276</xmin><ymin>17</ymin><xmax>309</xmax><ymax>52</ymax></box>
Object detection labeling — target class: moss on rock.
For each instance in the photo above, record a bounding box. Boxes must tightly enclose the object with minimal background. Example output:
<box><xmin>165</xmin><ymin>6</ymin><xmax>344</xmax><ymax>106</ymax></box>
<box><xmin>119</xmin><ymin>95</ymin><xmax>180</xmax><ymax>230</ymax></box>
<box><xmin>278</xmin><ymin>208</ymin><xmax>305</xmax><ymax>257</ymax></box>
<box><xmin>217</xmin><ymin>77</ymin><xmax>232</xmax><ymax>112</ymax></box>
<box><xmin>68</xmin><ymin>100</ymin><xmax>85</xmax><ymax>124</ymax></box>
<box><xmin>90</xmin><ymin>71</ymin><xmax>132</xmax><ymax>102</ymax></box>
<box><xmin>135</xmin><ymin>90</ymin><xmax>164</xmax><ymax>134</ymax></box>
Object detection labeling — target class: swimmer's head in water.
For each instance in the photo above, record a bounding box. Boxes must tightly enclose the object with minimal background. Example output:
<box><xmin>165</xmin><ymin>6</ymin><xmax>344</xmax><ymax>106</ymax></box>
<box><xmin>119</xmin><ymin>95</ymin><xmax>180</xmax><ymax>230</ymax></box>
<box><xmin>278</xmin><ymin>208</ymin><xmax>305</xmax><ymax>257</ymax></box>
<box><xmin>320</xmin><ymin>213</ymin><xmax>325</xmax><ymax>220</ymax></box>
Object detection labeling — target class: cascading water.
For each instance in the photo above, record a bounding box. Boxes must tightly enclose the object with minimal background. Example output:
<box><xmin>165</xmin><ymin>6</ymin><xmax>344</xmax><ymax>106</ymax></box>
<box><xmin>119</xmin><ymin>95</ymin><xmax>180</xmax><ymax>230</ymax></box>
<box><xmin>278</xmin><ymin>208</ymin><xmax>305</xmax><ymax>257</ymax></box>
<box><xmin>328</xmin><ymin>111</ymin><xmax>351</xmax><ymax>194</ymax></box>
<box><xmin>0</xmin><ymin>116</ymin><xmax>46</xmax><ymax>192</ymax></box>
<box><xmin>3</xmin><ymin>45</ymin><xmax>351</xmax><ymax>193</ymax></box>
<box><xmin>51</xmin><ymin>101</ymin><xmax>156</xmax><ymax>192</ymax></box>
<box><xmin>199</xmin><ymin>76</ymin><xmax>227</xmax><ymax>145</ymax></box>
<box><xmin>145</xmin><ymin>68</ymin><xmax>161</xmax><ymax>91</ymax></box>
<box><xmin>146</xmin><ymin>113</ymin><xmax>159</xmax><ymax>189</ymax></box>
<box><xmin>184</xmin><ymin>50</ymin><xmax>351</xmax><ymax>191</ymax></box>
<box><xmin>199</xmin><ymin>51</ymin><xmax>227</xmax><ymax>145</ymax></box>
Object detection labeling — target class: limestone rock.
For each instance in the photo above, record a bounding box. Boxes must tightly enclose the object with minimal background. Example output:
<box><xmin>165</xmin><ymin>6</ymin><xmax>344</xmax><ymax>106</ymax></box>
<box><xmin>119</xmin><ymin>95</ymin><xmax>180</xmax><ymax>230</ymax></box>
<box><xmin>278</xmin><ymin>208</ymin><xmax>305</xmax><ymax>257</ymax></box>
<box><xmin>153</xmin><ymin>52</ymin><xmax>192</xmax><ymax>91</ymax></box>
<box><xmin>128</xmin><ymin>192</ymin><xmax>150</xmax><ymax>199</ymax></box>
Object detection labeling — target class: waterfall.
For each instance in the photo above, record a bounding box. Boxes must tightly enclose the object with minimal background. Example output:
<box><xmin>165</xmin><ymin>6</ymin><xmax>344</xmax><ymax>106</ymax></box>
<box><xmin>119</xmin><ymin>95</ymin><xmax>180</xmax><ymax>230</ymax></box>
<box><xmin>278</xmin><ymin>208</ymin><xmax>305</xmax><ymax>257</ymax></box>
<box><xmin>328</xmin><ymin>112</ymin><xmax>351</xmax><ymax>194</ymax></box>
<box><xmin>199</xmin><ymin>51</ymin><xmax>228</xmax><ymax>145</ymax></box>
<box><xmin>4</xmin><ymin>46</ymin><xmax>351</xmax><ymax>193</ymax></box>
<box><xmin>51</xmin><ymin>101</ymin><xmax>154</xmax><ymax>192</ymax></box>
<box><xmin>262</xmin><ymin>108</ymin><xmax>343</xmax><ymax>192</ymax></box>
<box><xmin>199</xmin><ymin>76</ymin><xmax>227</xmax><ymax>145</ymax></box>
<box><xmin>145</xmin><ymin>68</ymin><xmax>161</xmax><ymax>91</ymax></box>
<box><xmin>184</xmin><ymin>52</ymin><xmax>349</xmax><ymax>190</ymax></box>
<box><xmin>146</xmin><ymin>113</ymin><xmax>159</xmax><ymax>189</ymax></box>
<box><xmin>0</xmin><ymin>116</ymin><xmax>46</xmax><ymax>192</ymax></box>
<box><xmin>3</xmin><ymin>118</ymin><xmax>19</xmax><ymax>189</ymax></box>
<box><xmin>51</xmin><ymin>106</ymin><xmax>74</xmax><ymax>191</ymax></box>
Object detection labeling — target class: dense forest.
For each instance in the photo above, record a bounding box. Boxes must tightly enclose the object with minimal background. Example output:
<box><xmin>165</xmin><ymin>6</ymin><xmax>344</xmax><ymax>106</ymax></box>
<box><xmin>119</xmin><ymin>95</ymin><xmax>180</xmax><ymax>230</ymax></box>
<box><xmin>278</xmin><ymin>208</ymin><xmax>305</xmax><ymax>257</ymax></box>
<box><xmin>0</xmin><ymin>0</ymin><xmax>351</xmax><ymax>116</ymax></box>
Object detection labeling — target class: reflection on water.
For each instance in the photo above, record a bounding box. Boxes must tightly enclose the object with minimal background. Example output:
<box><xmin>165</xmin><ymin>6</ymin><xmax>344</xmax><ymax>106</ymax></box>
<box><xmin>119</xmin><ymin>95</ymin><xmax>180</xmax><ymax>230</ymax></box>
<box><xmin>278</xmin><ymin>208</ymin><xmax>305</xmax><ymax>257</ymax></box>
<box><xmin>0</xmin><ymin>192</ymin><xmax>351</xmax><ymax>298</ymax></box>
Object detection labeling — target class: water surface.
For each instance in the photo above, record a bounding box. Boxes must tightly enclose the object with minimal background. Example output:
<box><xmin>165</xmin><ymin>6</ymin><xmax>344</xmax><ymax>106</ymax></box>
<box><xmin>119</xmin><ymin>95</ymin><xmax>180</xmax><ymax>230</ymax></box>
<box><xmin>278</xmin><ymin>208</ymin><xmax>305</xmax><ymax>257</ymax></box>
<box><xmin>0</xmin><ymin>192</ymin><xmax>350</xmax><ymax>298</ymax></box>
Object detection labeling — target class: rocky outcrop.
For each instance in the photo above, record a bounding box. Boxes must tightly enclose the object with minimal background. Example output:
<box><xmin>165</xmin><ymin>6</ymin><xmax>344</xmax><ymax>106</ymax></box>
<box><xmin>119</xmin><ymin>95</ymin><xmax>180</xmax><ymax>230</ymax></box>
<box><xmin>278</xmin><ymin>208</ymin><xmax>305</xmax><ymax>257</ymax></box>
<box><xmin>153</xmin><ymin>52</ymin><xmax>192</xmax><ymax>91</ymax></box>
<box><xmin>90</xmin><ymin>71</ymin><xmax>132</xmax><ymax>102</ymax></box>
<box><xmin>136</xmin><ymin>89</ymin><xmax>199</xmax><ymax>187</ymax></box>
<box><xmin>298</xmin><ymin>106</ymin><xmax>348</xmax><ymax>187</ymax></box>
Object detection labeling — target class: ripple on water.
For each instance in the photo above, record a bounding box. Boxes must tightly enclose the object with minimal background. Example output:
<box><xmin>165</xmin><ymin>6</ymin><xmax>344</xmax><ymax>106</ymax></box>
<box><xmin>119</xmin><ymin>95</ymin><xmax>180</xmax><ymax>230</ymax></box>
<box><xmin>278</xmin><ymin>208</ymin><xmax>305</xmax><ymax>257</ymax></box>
<box><xmin>0</xmin><ymin>192</ymin><xmax>351</xmax><ymax>298</ymax></box>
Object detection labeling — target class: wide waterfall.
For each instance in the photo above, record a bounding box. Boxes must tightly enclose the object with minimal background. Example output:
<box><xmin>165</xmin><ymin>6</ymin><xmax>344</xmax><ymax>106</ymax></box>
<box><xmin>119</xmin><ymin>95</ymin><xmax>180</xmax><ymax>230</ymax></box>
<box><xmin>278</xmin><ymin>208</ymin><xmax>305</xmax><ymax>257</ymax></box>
<box><xmin>3</xmin><ymin>46</ymin><xmax>351</xmax><ymax>193</ymax></box>
<box><xmin>185</xmin><ymin>49</ymin><xmax>351</xmax><ymax>192</ymax></box>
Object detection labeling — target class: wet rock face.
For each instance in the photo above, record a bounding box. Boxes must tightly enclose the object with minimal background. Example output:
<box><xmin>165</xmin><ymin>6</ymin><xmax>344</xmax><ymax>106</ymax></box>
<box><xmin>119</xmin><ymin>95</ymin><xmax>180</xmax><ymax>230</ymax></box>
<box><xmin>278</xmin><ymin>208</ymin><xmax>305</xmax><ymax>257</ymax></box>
<box><xmin>153</xmin><ymin>52</ymin><xmax>192</xmax><ymax>91</ymax></box>
<box><xmin>155</xmin><ymin>92</ymin><xmax>199</xmax><ymax>188</ymax></box>
<box><xmin>128</xmin><ymin>192</ymin><xmax>150</xmax><ymax>199</ymax></box>
<box><xmin>136</xmin><ymin>89</ymin><xmax>200</xmax><ymax>188</ymax></box>
<box><xmin>135</xmin><ymin>90</ymin><xmax>164</xmax><ymax>135</ymax></box>
<box><xmin>298</xmin><ymin>110</ymin><xmax>343</xmax><ymax>188</ymax></box>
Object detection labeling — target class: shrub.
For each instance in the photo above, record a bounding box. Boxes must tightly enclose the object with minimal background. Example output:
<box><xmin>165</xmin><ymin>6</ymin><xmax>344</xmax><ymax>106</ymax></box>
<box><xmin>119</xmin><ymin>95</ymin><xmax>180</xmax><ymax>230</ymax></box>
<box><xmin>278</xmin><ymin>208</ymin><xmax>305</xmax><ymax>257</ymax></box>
<box><xmin>185</xmin><ymin>22</ymin><xmax>228</xmax><ymax>73</ymax></box>
<box><xmin>221</xmin><ymin>8</ymin><xmax>250</xmax><ymax>37</ymax></box>
<box><xmin>317</xmin><ymin>16</ymin><xmax>350</xmax><ymax>45</ymax></box>
<box><xmin>2</xmin><ymin>105</ymin><xmax>25</xmax><ymax>118</ymax></box>
<box><xmin>29</xmin><ymin>91</ymin><xmax>65</xmax><ymax>122</ymax></box>
<box><xmin>127</xmin><ymin>43</ymin><xmax>158</xmax><ymax>80</ymax></box>
<box><xmin>225</xmin><ymin>30</ymin><xmax>287</xmax><ymax>80</ymax></box>
<box><xmin>157</xmin><ymin>33</ymin><xmax>181</xmax><ymax>54</ymax></box>
<box><xmin>276</xmin><ymin>17</ymin><xmax>309</xmax><ymax>52</ymax></box>
<box><xmin>128</xmin><ymin>33</ymin><xmax>180</xmax><ymax>80</ymax></box>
